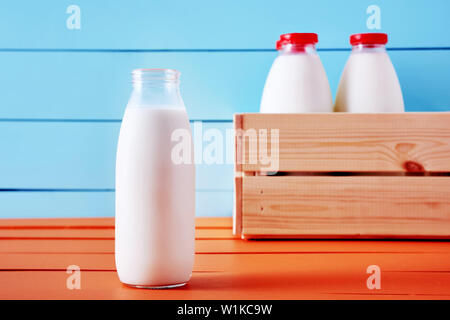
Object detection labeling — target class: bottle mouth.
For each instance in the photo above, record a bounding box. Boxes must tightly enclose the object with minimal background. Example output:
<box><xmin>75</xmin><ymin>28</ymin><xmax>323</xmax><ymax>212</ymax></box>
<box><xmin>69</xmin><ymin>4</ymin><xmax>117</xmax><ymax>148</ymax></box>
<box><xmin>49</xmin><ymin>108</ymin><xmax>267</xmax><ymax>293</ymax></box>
<box><xmin>276</xmin><ymin>33</ymin><xmax>318</xmax><ymax>49</ymax></box>
<box><xmin>132</xmin><ymin>68</ymin><xmax>180</xmax><ymax>83</ymax></box>
<box><xmin>350</xmin><ymin>33</ymin><xmax>388</xmax><ymax>46</ymax></box>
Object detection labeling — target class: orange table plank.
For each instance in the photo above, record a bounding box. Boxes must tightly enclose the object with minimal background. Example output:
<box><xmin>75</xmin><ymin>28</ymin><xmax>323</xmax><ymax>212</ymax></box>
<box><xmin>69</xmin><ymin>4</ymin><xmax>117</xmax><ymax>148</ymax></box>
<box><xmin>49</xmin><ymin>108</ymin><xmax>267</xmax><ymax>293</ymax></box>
<box><xmin>0</xmin><ymin>217</ymin><xmax>230</xmax><ymax>229</ymax></box>
<box><xmin>1</xmin><ymin>238</ymin><xmax>450</xmax><ymax>254</ymax></box>
<box><xmin>0</xmin><ymin>218</ymin><xmax>233</xmax><ymax>240</ymax></box>
<box><xmin>0</xmin><ymin>217</ymin><xmax>449</xmax><ymax>300</ymax></box>
<box><xmin>0</xmin><ymin>269</ymin><xmax>449</xmax><ymax>300</ymax></box>
<box><xmin>1</xmin><ymin>252</ymin><xmax>450</xmax><ymax>273</ymax></box>
<box><xmin>0</xmin><ymin>228</ymin><xmax>236</xmax><ymax>240</ymax></box>
<box><xmin>0</xmin><ymin>217</ymin><xmax>115</xmax><ymax>228</ymax></box>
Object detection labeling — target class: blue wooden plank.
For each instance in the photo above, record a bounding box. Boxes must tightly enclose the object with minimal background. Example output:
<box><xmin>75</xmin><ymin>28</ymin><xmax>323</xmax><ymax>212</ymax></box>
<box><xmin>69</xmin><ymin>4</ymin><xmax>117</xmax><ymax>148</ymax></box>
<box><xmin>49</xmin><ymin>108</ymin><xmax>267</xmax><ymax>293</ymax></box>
<box><xmin>1</xmin><ymin>0</ymin><xmax>447</xmax><ymax>220</ymax></box>
<box><xmin>390</xmin><ymin>51</ymin><xmax>450</xmax><ymax>109</ymax></box>
<box><xmin>0</xmin><ymin>0</ymin><xmax>449</xmax><ymax>49</ymax></box>
<box><xmin>196</xmin><ymin>191</ymin><xmax>233</xmax><ymax>217</ymax></box>
<box><xmin>0</xmin><ymin>191</ymin><xmax>114</xmax><ymax>218</ymax></box>
<box><xmin>0</xmin><ymin>51</ymin><xmax>271</xmax><ymax>120</ymax></box>
<box><xmin>0</xmin><ymin>190</ymin><xmax>232</xmax><ymax>218</ymax></box>
<box><xmin>0</xmin><ymin>122</ymin><xmax>118</xmax><ymax>189</ymax></box>
<box><xmin>0</xmin><ymin>50</ymin><xmax>449</xmax><ymax>120</ymax></box>
<box><xmin>0</xmin><ymin>121</ymin><xmax>234</xmax><ymax>190</ymax></box>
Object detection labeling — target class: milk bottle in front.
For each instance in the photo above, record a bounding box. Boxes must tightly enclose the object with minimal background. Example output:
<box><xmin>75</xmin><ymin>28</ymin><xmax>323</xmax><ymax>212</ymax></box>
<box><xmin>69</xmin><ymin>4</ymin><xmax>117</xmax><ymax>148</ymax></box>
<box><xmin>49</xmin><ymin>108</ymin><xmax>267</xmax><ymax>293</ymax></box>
<box><xmin>260</xmin><ymin>33</ymin><xmax>333</xmax><ymax>113</ymax></box>
<box><xmin>334</xmin><ymin>33</ymin><xmax>404</xmax><ymax>112</ymax></box>
<box><xmin>115</xmin><ymin>69</ymin><xmax>195</xmax><ymax>289</ymax></box>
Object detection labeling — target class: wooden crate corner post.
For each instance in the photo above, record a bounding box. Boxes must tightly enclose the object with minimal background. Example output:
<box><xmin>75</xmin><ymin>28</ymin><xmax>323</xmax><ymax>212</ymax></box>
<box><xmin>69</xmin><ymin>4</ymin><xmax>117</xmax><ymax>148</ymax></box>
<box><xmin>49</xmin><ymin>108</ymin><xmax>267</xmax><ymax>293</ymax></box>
<box><xmin>233</xmin><ymin>114</ymin><xmax>243</xmax><ymax>236</ymax></box>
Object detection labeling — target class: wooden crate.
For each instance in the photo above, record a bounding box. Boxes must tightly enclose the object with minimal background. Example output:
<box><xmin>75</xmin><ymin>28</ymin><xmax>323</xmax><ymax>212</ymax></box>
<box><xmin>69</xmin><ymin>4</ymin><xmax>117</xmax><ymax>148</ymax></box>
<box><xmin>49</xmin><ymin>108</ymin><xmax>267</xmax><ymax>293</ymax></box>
<box><xmin>234</xmin><ymin>113</ymin><xmax>450</xmax><ymax>239</ymax></box>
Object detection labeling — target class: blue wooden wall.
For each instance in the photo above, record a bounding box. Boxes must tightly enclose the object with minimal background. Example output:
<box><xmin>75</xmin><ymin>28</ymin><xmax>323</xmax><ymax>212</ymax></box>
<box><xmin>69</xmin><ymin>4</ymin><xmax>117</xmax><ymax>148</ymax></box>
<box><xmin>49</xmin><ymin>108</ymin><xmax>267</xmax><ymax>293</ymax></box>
<box><xmin>0</xmin><ymin>0</ymin><xmax>449</xmax><ymax>217</ymax></box>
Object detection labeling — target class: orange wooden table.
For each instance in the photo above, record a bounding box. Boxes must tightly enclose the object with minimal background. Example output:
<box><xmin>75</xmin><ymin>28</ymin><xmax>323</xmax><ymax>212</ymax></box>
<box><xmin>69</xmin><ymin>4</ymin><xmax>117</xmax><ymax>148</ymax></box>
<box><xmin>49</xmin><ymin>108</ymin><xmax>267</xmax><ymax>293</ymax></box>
<box><xmin>0</xmin><ymin>217</ymin><xmax>449</xmax><ymax>300</ymax></box>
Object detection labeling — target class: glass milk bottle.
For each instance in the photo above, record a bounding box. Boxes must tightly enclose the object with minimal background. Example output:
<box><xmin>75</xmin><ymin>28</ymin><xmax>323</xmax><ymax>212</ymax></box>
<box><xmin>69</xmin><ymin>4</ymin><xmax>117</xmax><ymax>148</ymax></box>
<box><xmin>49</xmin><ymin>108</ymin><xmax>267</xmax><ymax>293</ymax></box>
<box><xmin>334</xmin><ymin>33</ymin><xmax>404</xmax><ymax>112</ymax></box>
<box><xmin>260</xmin><ymin>33</ymin><xmax>333</xmax><ymax>113</ymax></box>
<box><xmin>115</xmin><ymin>69</ymin><xmax>195</xmax><ymax>289</ymax></box>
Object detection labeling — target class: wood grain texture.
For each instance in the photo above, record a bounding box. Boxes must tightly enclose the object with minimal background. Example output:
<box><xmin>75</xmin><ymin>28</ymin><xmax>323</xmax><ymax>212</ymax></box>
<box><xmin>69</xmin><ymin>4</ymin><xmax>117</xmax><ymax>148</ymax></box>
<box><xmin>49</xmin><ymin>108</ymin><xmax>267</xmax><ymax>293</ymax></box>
<box><xmin>0</xmin><ymin>121</ymin><xmax>233</xmax><ymax>190</ymax></box>
<box><xmin>241</xmin><ymin>176</ymin><xmax>450</xmax><ymax>238</ymax></box>
<box><xmin>2</xmin><ymin>251</ymin><xmax>450</xmax><ymax>272</ymax></box>
<box><xmin>233</xmin><ymin>114</ymin><xmax>243</xmax><ymax>236</ymax></box>
<box><xmin>1</xmin><ymin>270</ymin><xmax>446</xmax><ymax>300</ymax></box>
<box><xmin>1</xmin><ymin>52</ymin><xmax>449</xmax><ymax>121</ymax></box>
<box><xmin>2</xmin><ymin>237</ymin><xmax>450</xmax><ymax>255</ymax></box>
<box><xmin>0</xmin><ymin>190</ymin><xmax>233</xmax><ymax>219</ymax></box>
<box><xmin>0</xmin><ymin>228</ymin><xmax>236</xmax><ymax>240</ymax></box>
<box><xmin>233</xmin><ymin>177</ymin><xmax>243</xmax><ymax>236</ymax></box>
<box><xmin>0</xmin><ymin>217</ymin><xmax>230</xmax><ymax>228</ymax></box>
<box><xmin>1</xmin><ymin>256</ymin><xmax>449</xmax><ymax>299</ymax></box>
<box><xmin>3</xmin><ymin>1</ymin><xmax>450</xmax><ymax>49</ymax></box>
<box><xmin>0</xmin><ymin>217</ymin><xmax>449</xmax><ymax>299</ymax></box>
<box><xmin>238</xmin><ymin>113</ymin><xmax>450</xmax><ymax>172</ymax></box>
<box><xmin>0</xmin><ymin>217</ymin><xmax>115</xmax><ymax>228</ymax></box>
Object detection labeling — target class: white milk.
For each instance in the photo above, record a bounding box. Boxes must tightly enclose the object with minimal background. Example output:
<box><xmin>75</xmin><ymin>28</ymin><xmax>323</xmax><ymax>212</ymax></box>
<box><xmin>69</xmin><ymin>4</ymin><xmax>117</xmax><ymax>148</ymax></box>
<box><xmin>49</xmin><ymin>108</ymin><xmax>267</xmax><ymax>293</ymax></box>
<box><xmin>260</xmin><ymin>37</ymin><xmax>333</xmax><ymax>113</ymax></box>
<box><xmin>115</xmin><ymin>69</ymin><xmax>195</xmax><ymax>288</ymax></box>
<box><xmin>335</xmin><ymin>40</ymin><xmax>404</xmax><ymax>112</ymax></box>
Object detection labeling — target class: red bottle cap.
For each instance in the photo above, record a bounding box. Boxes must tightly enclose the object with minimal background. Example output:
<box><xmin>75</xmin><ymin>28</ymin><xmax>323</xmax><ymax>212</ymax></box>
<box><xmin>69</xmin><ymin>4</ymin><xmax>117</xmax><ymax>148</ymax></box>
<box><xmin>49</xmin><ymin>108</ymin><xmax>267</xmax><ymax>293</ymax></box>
<box><xmin>350</xmin><ymin>33</ymin><xmax>388</xmax><ymax>46</ymax></box>
<box><xmin>276</xmin><ymin>33</ymin><xmax>318</xmax><ymax>50</ymax></box>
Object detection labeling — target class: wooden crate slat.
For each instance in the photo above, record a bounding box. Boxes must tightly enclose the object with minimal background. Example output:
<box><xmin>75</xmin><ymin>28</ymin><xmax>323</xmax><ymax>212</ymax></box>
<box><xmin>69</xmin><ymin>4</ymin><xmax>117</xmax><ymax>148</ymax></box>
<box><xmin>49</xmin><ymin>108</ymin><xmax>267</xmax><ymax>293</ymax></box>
<box><xmin>241</xmin><ymin>176</ymin><xmax>450</xmax><ymax>238</ymax></box>
<box><xmin>239</xmin><ymin>113</ymin><xmax>450</xmax><ymax>173</ymax></box>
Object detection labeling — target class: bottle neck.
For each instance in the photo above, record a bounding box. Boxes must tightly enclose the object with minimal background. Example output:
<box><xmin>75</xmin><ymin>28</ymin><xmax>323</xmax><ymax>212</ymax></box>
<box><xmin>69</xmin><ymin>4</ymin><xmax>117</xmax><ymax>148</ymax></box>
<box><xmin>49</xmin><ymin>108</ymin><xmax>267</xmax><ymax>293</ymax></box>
<box><xmin>278</xmin><ymin>43</ymin><xmax>317</xmax><ymax>55</ymax></box>
<box><xmin>129</xmin><ymin>69</ymin><xmax>184</xmax><ymax>108</ymax></box>
<box><xmin>352</xmin><ymin>44</ymin><xmax>386</xmax><ymax>53</ymax></box>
